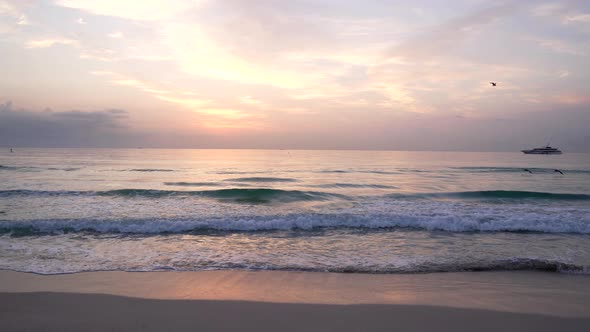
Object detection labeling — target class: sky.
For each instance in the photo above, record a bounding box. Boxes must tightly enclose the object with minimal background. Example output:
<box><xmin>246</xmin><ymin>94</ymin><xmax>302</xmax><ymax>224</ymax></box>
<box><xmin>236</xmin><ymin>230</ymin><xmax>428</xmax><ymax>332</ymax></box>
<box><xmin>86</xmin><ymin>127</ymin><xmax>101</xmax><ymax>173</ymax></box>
<box><xmin>0</xmin><ymin>0</ymin><xmax>589</xmax><ymax>151</ymax></box>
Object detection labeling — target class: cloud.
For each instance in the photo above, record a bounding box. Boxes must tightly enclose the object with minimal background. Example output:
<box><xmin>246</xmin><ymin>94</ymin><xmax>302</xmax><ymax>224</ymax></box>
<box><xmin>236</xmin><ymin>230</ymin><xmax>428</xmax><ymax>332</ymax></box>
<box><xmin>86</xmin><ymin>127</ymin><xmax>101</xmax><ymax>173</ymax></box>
<box><xmin>531</xmin><ymin>2</ymin><xmax>590</xmax><ymax>25</ymax></box>
<box><xmin>16</xmin><ymin>14</ymin><xmax>28</xmax><ymax>25</ymax></box>
<box><xmin>108</xmin><ymin>31</ymin><xmax>123</xmax><ymax>38</ymax></box>
<box><xmin>79</xmin><ymin>48</ymin><xmax>118</xmax><ymax>62</ymax></box>
<box><xmin>0</xmin><ymin>0</ymin><xmax>32</xmax><ymax>26</ymax></box>
<box><xmin>0</xmin><ymin>101</ymin><xmax>261</xmax><ymax>148</ymax></box>
<box><xmin>25</xmin><ymin>38</ymin><xmax>78</xmax><ymax>48</ymax></box>
<box><xmin>55</xmin><ymin>0</ymin><xmax>203</xmax><ymax>21</ymax></box>
<box><xmin>200</xmin><ymin>0</ymin><xmax>337</xmax><ymax>59</ymax></box>
<box><xmin>161</xmin><ymin>23</ymin><xmax>321</xmax><ymax>89</ymax></box>
<box><xmin>557</xmin><ymin>70</ymin><xmax>570</xmax><ymax>78</ymax></box>
<box><xmin>551</xmin><ymin>94</ymin><xmax>590</xmax><ymax>105</ymax></box>
<box><xmin>532</xmin><ymin>3</ymin><xmax>565</xmax><ymax>17</ymax></box>
<box><xmin>525</xmin><ymin>36</ymin><xmax>586</xmax><ymax>55</ymax></box>
<box><xmin>153</xmin><ymin>95</ymin><xmax>209</xmax><ymax>108</ymax></box>
<box><xmin>0</xmin><ymin>0</ymin><xmax>21</xmax><ymax>17</ymax></box>
<box><xmin>563</xmin><ymin>13</ymin><xmax>590</xmax><ymax>24</ymax></box>
<box><xmin>0</xmin><ymin>102</ymin><xmax>145</xmax><ymax>147</ymax></box>
<box><xmin>156</xmin><ymin>1</ymin><xmax>372</xmax><ymax>90</ymax></box>
<box><xmin>386</xmin><ymin>4</ymin><xmax>516</xmax><ymax>60</ymax></box>
<box><xmin>87</xmin><ymin>71</ymin><xmax>263</xmax><ymax>129</ymax></box>
<box><xmin>90</xmin><ymin>71</ymin><xmax>173</xmax><ymax>94</ymax></box>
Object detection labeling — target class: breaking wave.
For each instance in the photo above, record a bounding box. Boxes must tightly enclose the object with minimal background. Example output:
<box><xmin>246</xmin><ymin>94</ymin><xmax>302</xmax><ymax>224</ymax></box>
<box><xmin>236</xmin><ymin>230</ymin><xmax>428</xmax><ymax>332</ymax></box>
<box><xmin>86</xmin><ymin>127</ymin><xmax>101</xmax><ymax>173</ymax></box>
<box><xmin>2</xmin><ymin>209</ymin><xmax>589</xmax><ymax>235</ymax></box>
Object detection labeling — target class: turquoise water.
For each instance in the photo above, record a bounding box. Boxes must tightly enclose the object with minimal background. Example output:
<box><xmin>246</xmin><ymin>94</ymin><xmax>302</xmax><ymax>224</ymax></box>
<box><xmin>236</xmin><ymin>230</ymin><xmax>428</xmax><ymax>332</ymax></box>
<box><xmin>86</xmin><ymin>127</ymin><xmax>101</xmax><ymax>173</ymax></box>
<box><xmin>1</xmin><ymin>148</ymin><xmax>589</xmax><ymax>274</ymax></box>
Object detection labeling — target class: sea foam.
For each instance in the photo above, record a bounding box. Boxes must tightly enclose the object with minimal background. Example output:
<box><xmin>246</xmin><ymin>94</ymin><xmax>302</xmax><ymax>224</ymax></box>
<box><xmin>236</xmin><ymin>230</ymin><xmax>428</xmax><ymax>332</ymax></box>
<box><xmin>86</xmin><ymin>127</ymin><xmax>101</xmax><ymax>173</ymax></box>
<box><xmin>2</xmin><ymin>210</ymin><xmax>589</xmax><ymax>235</ymax></box>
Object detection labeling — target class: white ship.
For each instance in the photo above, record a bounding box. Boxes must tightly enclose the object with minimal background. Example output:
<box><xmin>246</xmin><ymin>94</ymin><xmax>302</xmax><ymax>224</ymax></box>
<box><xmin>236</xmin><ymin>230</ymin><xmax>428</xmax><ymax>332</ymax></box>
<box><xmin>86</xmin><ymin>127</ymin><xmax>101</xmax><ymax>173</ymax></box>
<box><xmin>521</xmin><ymin>146</ymin><xmax>562</xmax><ymax>155</ymax></box>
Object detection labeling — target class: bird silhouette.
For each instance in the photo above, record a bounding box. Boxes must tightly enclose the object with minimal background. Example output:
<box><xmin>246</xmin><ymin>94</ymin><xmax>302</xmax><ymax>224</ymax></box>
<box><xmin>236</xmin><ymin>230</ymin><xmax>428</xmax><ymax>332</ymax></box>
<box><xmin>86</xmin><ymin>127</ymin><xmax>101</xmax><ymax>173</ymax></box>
<box><xmin>554</xmin><ymin>169</ymin><xmax>564</xmax><ymax>175</ymax></box>
<box><xmin>523</xmin><ymin>169</ymin><xmax>532</xmax><ymax>174</ymax></box>
<box><xmin>490</xmin><ymin>82</ymin><xmax>497</xmax><ymax>86</ymax></box>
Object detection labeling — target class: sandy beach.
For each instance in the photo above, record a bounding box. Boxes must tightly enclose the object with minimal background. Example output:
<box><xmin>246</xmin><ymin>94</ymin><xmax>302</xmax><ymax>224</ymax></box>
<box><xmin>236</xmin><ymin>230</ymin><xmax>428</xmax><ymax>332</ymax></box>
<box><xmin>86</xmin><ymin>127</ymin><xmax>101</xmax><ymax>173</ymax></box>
<box><xmin>1</xmin><ymin>270</ymin><xmax>589</xmax><ymax>331</ymax></box>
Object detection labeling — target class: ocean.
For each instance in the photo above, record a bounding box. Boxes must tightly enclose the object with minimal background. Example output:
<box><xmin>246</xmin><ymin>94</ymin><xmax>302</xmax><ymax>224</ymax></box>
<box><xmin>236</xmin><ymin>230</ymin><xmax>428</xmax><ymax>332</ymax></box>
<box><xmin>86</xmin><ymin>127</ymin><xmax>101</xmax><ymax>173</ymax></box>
<box><xmin>1</xmin><ymin>148</ymin><xmax>589</xmax><ymax>275</ymax></box>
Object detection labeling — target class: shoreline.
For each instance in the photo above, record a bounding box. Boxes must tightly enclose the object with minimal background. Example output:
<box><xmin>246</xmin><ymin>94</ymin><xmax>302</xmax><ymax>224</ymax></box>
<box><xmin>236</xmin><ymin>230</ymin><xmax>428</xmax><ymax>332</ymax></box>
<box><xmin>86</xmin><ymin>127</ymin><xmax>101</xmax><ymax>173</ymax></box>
<box><xmin>2</xmin><ymin>270</ymin><xmax>589</xmax><ymax>315</ymax></box>
<box><xmin>2</xmin><ymin>270</ymin><xmax>590</xmax><ymax>331</ymax></box>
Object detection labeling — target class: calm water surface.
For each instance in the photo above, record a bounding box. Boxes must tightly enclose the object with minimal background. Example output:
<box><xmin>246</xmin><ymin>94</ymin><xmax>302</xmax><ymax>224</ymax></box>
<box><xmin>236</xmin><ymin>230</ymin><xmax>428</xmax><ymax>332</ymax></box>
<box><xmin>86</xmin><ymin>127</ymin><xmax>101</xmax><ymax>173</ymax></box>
<box><xmin>1</xmin><ymin>148</ymin><xmax>589</xmax><ymax>274</ymax></box>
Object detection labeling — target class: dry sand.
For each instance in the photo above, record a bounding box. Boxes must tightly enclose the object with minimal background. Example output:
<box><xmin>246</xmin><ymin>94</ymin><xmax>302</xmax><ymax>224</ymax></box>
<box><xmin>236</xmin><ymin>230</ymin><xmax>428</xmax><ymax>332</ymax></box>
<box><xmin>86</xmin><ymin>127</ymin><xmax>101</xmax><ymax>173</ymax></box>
<box><xmin>1</xmin><ymin>270</ymin><xmax>589</xmax><ymax>331</ymax></box>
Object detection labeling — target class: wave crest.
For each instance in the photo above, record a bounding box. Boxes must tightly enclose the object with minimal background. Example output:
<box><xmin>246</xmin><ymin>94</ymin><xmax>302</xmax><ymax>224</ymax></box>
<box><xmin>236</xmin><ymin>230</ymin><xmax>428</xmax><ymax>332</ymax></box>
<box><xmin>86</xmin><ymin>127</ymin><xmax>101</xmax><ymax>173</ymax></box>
<box><xmin>2</xmin><ymin>210</ymin><xmax>589</xmax><ymax>235</ymax></box>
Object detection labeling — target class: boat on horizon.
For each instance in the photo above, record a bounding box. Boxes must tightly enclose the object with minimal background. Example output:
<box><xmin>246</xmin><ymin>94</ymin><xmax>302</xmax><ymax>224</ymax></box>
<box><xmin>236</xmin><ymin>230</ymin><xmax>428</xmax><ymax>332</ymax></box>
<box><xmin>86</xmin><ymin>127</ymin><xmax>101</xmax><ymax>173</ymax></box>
<box><xmin>521</xmin><ymin>145</ymin><xmax>562</xmax><ymax>155</ymax></box>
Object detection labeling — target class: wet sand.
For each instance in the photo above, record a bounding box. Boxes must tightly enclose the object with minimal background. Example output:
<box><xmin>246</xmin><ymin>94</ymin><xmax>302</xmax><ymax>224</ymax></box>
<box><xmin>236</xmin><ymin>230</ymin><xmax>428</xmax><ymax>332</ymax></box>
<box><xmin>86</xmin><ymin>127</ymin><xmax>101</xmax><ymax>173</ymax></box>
<box><xmin>1</xmin><ymin>270</ymin><xmax>589</xmax><ymax>331</ymax></box>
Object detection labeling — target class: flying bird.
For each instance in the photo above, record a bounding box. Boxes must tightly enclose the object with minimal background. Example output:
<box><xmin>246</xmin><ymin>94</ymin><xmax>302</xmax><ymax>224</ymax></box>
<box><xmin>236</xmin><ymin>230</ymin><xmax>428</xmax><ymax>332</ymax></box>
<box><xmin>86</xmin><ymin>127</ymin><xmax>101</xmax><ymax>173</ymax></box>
<box><xmin>489</xmin><ymin>82</ymin><xmax>497</xmax><ymax>86</ymax></box>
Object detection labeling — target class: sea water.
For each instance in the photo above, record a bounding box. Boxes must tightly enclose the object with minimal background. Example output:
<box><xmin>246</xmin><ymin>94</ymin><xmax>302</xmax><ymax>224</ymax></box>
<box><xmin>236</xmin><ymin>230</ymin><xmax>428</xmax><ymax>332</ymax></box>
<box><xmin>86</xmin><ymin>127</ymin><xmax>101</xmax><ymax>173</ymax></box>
<box><xmin>1</xmin><ymin>148</ymin><xmax>589</xmax><ymax>274</ymax></box>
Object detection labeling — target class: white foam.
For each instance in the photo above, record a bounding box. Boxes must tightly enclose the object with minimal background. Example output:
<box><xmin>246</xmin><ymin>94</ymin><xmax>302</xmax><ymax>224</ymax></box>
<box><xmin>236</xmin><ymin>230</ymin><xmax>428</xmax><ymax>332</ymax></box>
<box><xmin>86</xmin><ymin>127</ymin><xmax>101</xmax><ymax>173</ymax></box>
<box><xmin>2</xmin><ymin>209</ymin><xmax>590</xmax><ymax>234</ymax></box>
